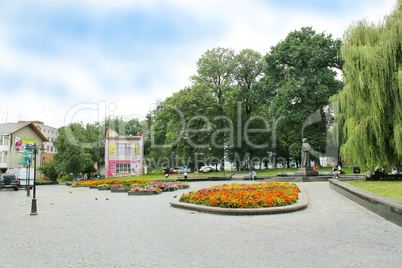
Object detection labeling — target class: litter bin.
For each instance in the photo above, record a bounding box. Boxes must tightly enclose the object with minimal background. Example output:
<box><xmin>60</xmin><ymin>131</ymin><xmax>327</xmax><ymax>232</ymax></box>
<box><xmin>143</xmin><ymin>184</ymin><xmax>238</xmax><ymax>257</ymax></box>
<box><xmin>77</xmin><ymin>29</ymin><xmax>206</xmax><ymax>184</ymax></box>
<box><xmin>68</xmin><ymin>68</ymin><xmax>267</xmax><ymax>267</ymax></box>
<box><xmin>353</xmin><ymin>166</ymin><xmax>360</xmax><ymax>173</ymax></box>
<box><xmin>353</xmin><ymin>166</ymin><xmax>360</xmax><ymax>180</ymax></box>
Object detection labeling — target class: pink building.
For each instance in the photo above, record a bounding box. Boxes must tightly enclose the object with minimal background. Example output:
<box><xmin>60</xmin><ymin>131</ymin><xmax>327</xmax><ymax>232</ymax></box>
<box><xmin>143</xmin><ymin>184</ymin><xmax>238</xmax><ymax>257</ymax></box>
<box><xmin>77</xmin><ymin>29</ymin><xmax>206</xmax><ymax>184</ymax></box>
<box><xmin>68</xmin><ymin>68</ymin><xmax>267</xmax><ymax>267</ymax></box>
<box><xmin>104</xmin><ymin>129</ymin><xmax>144</xmax><ymax>178</ymax></box>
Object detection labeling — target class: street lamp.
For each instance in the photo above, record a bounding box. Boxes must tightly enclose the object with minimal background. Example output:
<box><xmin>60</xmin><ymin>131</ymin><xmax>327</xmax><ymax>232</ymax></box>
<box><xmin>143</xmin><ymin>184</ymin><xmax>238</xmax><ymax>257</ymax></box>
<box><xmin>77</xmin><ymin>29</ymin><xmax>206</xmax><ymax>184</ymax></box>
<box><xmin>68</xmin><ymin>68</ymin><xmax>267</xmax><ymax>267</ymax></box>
<box><xmin>26</xmin><ymin>143</ymin><xmax>45</xmax><ymax>216</ymax></box>
<box><xmin>24</xmin><ymin>155</ymin><xmax>32</xmax><ymax>197</ymax></box>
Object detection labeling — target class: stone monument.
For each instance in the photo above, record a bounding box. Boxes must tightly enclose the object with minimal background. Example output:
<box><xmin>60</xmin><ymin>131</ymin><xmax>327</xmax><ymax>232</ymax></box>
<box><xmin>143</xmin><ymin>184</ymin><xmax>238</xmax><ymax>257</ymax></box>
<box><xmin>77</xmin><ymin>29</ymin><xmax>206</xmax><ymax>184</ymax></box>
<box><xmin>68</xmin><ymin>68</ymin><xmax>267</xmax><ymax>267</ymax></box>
<box><xmin>295</xmin><ymin>138</ymin><xmax>316</xmax><ymax>176</ymax></box>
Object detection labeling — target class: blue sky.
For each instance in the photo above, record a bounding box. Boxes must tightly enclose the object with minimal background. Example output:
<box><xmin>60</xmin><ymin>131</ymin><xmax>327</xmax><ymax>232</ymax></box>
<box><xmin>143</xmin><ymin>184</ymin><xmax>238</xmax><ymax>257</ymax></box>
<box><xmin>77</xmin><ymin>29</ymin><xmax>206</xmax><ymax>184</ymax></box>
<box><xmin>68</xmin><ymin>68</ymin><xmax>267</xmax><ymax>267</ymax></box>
<box><xmin>0</xmin><ymin>0</ymin><xmax>396</xmax><ymax>127</ymax></box>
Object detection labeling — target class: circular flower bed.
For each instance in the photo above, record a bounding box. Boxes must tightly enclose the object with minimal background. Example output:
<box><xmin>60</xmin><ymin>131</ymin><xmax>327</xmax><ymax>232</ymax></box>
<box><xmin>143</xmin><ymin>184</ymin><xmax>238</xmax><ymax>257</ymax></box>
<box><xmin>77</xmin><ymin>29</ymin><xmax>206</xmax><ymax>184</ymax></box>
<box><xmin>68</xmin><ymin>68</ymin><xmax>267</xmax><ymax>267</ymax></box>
<box><xmin>179</xmin><ymin>181</ymin><xmax>299</xmax><ymax>208</ymax></box>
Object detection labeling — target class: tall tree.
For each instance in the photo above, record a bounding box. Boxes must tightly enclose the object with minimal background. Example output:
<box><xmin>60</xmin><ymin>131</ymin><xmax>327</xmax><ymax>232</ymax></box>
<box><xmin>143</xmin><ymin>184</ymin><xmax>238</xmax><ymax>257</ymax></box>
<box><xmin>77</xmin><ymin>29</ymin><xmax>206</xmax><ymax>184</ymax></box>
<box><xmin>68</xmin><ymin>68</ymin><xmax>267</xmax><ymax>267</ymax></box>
<box><xmin>164</xmin><ymin>84</ymin><xmax>219</xmax><ymax>172</ymax></box>
<box><xmin>145</xmin><ymin>100</ymin><xmax>176</xmax><ymax>170</ymax></box>
<box><xmin>262</xmin><ymin>27</ymin><xmax>343</xmax><ymax>166</ymax></box>
<box><xmin>192</xmin><ymin>47</ymin><xmax>236</xmax><ymax>171</ymax></box>
<box><xmin>229</xmin><ymin>49</ymin><xmax>269</xmax><ymax>169</ymax></box>
<box><xmin>234</xmin><ymin>49</ymin><xmax>266</xmax><ymax>116</ymax></box>
<box><xmin>332</xmin><ymin>1</ymin><xmax>402</xmax><ymax>170</ymax></box>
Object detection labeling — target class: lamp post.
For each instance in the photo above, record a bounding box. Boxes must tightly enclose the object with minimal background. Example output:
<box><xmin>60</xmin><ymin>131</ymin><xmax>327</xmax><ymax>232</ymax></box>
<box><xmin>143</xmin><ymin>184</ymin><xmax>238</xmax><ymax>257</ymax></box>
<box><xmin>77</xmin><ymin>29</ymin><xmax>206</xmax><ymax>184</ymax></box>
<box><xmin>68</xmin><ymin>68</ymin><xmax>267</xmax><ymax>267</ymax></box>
<box><xmin>24</xmin><ymin>155</ymin><xmax>32</xmax><ymax>197</ymax></box>
<box><xmin>26</xmin><ymin>143</ymin><xmax>45</xmax><ymax>216</ymax></box>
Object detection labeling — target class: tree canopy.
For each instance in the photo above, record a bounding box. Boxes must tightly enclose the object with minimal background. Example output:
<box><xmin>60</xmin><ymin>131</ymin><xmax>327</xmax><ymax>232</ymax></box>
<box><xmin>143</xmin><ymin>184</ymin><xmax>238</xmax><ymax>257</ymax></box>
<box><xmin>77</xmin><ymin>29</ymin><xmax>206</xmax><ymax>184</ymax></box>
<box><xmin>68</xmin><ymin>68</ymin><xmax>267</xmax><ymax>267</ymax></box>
<box><xmin>261</xmin><ymin>27</ymin><xmax>343</xmax><ymax>166</ymax></box>
<box><xmin>53</xmin><ymin>123</ymin><xmax>96</xmax><ymax>178</ymax></box>
<box><xmin>332</xmin><ymin>0</ymin><xmax>402</xmax><ymax>170</ymax></box>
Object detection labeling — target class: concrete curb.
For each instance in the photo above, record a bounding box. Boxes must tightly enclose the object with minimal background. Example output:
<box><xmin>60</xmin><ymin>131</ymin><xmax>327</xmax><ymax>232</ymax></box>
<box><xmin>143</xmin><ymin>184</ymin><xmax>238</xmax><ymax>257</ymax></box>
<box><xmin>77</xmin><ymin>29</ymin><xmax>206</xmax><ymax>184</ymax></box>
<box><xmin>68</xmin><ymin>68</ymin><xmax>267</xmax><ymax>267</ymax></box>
<box><xmin>329</xmin><ymin>179</ymin><xmax>402</xmax><ymax>227</ymax></box>
<box><xmin>170</xmin><ymin>187</ymin><xmax>308</xmax><ymax>216</ymax></box>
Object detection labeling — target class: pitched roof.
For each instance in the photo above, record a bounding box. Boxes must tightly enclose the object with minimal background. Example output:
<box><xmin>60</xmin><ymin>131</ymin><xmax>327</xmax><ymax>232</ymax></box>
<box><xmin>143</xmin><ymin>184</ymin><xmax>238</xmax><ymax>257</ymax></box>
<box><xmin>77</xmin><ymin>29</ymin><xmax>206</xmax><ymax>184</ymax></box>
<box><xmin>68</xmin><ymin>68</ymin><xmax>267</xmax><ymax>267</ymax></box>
<box><xmin>0</xmin><ymin>122</ymin><xmax>48</xmax><ymax>142</ymax></box>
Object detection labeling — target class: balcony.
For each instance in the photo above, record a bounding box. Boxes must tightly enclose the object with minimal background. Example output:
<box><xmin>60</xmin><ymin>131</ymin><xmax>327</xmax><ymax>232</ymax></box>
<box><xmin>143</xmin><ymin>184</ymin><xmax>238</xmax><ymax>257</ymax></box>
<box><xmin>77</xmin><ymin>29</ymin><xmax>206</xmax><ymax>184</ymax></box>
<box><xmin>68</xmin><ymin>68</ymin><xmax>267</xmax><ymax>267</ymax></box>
<box><xmin>0</xmin><ymin>145</ymin><xmax>9</xmax><ymax>152</ymax></box>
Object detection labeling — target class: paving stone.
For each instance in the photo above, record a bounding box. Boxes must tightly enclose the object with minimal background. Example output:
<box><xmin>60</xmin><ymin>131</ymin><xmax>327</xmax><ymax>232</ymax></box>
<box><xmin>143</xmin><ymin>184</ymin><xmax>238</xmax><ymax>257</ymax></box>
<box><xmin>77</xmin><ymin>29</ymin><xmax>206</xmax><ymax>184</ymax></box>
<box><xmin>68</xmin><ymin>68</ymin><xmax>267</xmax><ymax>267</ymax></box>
<box><xmin>0</xmin><ymin>181</ymin><xmax>401</xmax><ymax>267</ymax></box>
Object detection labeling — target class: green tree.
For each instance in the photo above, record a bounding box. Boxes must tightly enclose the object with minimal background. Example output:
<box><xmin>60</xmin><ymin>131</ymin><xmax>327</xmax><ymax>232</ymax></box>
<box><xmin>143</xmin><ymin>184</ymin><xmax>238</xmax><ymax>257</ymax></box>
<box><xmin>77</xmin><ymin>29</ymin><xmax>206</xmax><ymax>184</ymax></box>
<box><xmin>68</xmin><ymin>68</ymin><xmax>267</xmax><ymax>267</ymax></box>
<box><xmin>262</xmin><ymin>27</ymin><xmax>343</xmax><ymax>166</ymax></box>
<box><xmin>234</xmin><ymin>49</ymin><xmax>266</xmax><ymax>116</ymax></box>
<box><xmin>39</xmin><ymin>160</ymin><xmax>59</xmax><ymax>181</ymax></box>
<box><xmin>164</xmin><ymin>84</ymin><xmax>219</xmax><ymax>172</ymax></box>
<box><xmin>228</xmin><ymin>49</ymin><xmax>270</xmax><ymax>170</ymax></box>
<box><xmin>192</xmin><ymin>47</ymin><xmax>236</xmax><ymax>171</ymax></box>
<box><xmin>145</xmin><ymin>100</ymin><xmax>174</xmax><ymax>171</ymax></box>
<box><xmin>53</xmin><ymin>123</ymin><xmax>96</xmax><ymax>179</ymax></box>
<box><xmin>332</xmin><ymin>1</ymin><xmax>402</xmax><ymax>170</ymax></box>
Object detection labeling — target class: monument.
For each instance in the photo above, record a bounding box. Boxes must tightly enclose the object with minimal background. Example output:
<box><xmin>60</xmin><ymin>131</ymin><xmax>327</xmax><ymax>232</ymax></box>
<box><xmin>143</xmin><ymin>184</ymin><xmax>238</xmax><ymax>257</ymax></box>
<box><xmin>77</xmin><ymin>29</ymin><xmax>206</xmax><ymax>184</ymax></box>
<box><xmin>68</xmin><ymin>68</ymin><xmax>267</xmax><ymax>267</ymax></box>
<box><xmin>295</xmin><ymin>138</ymin><xmax>316</xmax><ymax>176</ymax></box>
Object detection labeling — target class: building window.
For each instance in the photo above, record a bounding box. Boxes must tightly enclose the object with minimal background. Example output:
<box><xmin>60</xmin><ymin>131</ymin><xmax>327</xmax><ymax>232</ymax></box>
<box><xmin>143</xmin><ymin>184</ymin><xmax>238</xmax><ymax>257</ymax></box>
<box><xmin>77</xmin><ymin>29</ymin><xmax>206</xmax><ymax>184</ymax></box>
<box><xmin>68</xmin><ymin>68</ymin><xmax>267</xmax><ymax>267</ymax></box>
<box><xmin>47</xmin><ymin>146</ymin><xmax>49</xmax><ymax>152</ymax></box>
<box><xmin>116</xmin><ymin>143</ymin><xmax>131</xmax><ymax>155</ymax></box>
<box><xmin>0</xmin><ymin>152</ymin><xmax>7</xmax><ymax>163</ymax></box>
<box><xmin>51</xmin><ymin>146</ymin><xmax>53</xmax><ymax>152</ymax></box>
<box><xmin>0</xmin><ymin>136</ymin><xmax>10</xmax><ymax>146</ymax></box>
<box><xmin>116</xmin><ymin>163</ymin><xmax>131</xmax><ymax>174</ymax></box>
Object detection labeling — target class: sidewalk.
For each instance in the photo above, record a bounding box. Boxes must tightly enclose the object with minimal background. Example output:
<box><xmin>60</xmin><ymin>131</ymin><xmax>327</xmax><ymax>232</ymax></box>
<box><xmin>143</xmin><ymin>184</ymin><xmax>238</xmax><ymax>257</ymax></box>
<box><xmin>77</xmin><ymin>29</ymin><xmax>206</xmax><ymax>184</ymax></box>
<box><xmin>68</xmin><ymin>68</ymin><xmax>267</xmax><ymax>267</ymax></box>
<box><xmin>0</xmin><ymin>181</ymin><xmax>401</xmax><ymax>267</ymax></box>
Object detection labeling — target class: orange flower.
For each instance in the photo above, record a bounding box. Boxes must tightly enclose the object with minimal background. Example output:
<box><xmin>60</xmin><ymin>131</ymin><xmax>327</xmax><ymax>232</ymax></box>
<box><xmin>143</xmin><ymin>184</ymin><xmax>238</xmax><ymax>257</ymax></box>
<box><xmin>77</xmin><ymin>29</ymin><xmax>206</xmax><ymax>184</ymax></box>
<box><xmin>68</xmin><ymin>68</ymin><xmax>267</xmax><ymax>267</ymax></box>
<box><xmin>179</xmin><ymin>181</ymin><xmax>299</xmax><ymax>208</ymax></box>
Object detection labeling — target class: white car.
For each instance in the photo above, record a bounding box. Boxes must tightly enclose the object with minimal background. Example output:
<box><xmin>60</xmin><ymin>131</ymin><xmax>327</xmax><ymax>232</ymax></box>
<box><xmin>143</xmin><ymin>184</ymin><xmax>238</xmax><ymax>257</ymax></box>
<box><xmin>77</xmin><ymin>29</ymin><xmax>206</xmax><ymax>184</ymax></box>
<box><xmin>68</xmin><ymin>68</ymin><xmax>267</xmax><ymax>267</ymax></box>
<box><xmin>199</xmin><ymin>166</ymin><xmax>212</xmax><ymax>173</ymax></box>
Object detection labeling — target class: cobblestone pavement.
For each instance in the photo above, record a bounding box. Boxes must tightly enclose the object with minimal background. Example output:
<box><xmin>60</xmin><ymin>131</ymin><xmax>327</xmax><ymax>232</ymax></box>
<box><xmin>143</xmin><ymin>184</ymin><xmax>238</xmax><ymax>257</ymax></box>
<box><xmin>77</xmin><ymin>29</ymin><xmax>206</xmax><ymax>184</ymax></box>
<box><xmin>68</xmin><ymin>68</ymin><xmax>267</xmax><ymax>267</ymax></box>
<box><xmin>0</xmin><ymin>181</ymin><xmax>401</xmax><ymax>268</ymax></box>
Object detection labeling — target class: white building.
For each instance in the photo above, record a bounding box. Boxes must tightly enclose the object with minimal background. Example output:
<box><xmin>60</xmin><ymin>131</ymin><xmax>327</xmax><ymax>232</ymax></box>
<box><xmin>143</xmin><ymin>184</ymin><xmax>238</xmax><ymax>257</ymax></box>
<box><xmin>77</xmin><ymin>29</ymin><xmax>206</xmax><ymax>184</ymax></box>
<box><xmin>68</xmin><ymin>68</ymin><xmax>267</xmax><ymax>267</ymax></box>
<box><xmin>104</xmin><ymin>129</ymin><xmax>144</xmax><ymax>178</ymax></box>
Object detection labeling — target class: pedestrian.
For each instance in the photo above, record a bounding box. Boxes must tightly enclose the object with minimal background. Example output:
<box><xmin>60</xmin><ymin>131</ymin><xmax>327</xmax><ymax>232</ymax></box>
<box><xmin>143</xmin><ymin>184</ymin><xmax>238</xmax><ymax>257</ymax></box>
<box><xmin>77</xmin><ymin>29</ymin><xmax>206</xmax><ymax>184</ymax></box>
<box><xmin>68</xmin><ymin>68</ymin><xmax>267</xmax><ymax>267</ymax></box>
<box><xmin>183</xmin><ymin>171</ymin><xmax>188</xmax><ymax>181</ymax></box>
<box><xmin>333</xmin><ymin>166</ymin><xmax>339</xmax><ymax>178</ymax></box>
<box><xmin>312</xmin><ymin>165</ymin><xmax>317</xmax><ymax>175</ymax></box>
<box><xmin>251</xmin><ymin>170</ymin><xmax>257</xmax><ymax>181</ymax></box>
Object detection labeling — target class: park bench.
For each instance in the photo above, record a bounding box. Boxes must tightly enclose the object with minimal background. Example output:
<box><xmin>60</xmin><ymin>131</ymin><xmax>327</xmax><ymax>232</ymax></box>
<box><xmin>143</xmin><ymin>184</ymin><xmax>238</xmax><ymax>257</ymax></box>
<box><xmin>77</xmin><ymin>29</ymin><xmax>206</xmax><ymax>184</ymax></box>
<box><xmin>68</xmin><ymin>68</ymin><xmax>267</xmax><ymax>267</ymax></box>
<box><xmin>365</xmin><ymin>172</ymin><xmax>402</xmax><ymax>181</ymax></box>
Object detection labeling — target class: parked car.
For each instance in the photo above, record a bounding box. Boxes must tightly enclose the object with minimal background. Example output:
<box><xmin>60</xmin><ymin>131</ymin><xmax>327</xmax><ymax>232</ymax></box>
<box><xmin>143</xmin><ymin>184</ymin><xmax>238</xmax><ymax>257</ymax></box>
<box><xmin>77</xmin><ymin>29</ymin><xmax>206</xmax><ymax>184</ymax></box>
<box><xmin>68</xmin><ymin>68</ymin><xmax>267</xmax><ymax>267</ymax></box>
<box><xmin>199</xmin><ymin>166</ymin><xmax>212</xmax><ymax>173</ymax></box>
<box><xmin>176</xmin><ymin>167</ymin><xmax>191</xmax><ymax>173</ymax></box>
<box><xmin>0</xmin><ymin>174</ymin><xmax>20</xmax><ymax>191</ymax></box>
<box><xmin>169</xmin><ymin>169</ymin><xmax>179</xmax><ymax>174</ymax></box>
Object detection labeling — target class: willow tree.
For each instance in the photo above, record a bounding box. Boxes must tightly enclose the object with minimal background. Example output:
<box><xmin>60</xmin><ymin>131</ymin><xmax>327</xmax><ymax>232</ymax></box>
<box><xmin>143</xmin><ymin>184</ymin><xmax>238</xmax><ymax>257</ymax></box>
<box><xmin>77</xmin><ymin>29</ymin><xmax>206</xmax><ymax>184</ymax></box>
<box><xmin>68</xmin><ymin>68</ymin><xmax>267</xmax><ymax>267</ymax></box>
<box><xmin>333</xmin><ymin>0</ymin><xmax>402</xmax><ymax>170</ymax></box>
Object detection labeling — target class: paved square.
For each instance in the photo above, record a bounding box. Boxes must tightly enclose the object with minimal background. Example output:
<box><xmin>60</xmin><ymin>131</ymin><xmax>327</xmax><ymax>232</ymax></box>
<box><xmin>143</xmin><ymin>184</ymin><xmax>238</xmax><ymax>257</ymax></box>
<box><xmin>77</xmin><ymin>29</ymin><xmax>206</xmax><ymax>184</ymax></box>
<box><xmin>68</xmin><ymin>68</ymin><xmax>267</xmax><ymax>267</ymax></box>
<box><xmin>1</xmin><ymin>181</ymin><xmax>401</xmax><ymax>267</ymax></box>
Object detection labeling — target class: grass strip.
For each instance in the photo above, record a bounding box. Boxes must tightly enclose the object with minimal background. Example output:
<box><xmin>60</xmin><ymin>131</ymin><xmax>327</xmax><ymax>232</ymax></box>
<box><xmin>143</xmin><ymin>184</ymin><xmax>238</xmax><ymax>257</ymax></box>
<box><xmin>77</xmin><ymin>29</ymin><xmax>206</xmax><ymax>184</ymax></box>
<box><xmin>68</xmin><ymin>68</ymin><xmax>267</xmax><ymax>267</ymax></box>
<box><xmin>345</xmin><ymin>181</ymin><xmax>402</xmax><ymax>201</ymax></box>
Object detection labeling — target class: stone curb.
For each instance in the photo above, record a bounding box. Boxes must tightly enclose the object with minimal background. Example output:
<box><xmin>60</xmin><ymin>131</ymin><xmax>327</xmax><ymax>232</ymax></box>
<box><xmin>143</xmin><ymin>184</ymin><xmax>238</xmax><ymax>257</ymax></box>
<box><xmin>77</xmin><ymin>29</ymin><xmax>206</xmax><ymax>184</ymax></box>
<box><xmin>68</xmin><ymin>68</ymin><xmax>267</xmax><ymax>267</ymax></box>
<box><xmin>36</xmin><ymin>181</ymin><xmax>59</xmax><ymax>185</ymax></box>
<box><xmin>170</xmin><ymin>187</ymin><xmax>308</xmax><ymax>216</ymax></box>
<box><xmin>329</xmin><ymin>179</ymin><xmax>402</xmax><ymax>227</ymax></box>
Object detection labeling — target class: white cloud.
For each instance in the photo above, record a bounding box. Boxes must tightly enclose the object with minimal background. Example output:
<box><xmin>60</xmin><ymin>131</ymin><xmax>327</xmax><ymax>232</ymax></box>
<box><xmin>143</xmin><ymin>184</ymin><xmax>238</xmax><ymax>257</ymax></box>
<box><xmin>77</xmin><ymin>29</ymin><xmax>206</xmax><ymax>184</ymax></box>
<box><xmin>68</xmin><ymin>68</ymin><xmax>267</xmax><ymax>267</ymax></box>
<box><xmin>0</xmin><ymin>0</ymin><xmax>397</xmax><ymax>128</ymax></box>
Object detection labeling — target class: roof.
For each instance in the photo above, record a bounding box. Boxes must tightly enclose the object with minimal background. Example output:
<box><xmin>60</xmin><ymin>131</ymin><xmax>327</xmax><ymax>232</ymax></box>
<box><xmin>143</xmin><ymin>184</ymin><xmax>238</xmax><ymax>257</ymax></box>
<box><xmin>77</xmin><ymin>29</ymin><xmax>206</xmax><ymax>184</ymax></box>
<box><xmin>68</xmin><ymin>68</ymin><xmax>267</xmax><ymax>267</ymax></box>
<box><xmin>0</xmin><ymin>122</ymin><xmax>49</xmax><ymax>142</ymax></box>
<box><xmin>109</xmin><ymin>136</ymin><xmax>142</xmax><ymax>140</ymax></box>
<box><xmin>106</xmin><ymin>128</ymin><xmax>142</xmax><ymax>140</ymax></box>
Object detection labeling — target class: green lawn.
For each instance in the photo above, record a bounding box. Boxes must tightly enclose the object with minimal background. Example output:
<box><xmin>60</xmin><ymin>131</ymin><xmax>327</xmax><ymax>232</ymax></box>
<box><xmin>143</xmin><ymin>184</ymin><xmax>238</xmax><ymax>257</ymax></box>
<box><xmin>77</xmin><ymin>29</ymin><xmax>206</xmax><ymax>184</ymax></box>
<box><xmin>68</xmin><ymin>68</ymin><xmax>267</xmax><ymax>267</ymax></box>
<box><xmin>128</xmin><ymin>167</ymin><xmax>353</xmax><ymax>179</ymax></box>
<box><xmin>102</xmin><ymin>172</ymin><xmax>229</xmax><ymax>181</ymax></box>
<box><xmin>248</xmin><ymin>167</ymin><xmax>354</xmax><ymax>176</ymax></box>
<box><xmin>345</xmin><ymin>181</ymin><xmax>402</xmax><ymax>201</ymax></box>
<box><xmin>55</xmin><ymin>166</ymin><xmax>355</xmax><ymax>182</ymax></box>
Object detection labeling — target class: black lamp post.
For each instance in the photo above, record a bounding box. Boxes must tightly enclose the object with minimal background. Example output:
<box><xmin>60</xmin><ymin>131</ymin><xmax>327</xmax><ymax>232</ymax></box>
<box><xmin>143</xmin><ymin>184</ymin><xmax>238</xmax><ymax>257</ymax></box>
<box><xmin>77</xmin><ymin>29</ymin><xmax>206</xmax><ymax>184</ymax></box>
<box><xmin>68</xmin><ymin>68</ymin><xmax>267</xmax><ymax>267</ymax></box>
<box><xmin>26</xmin><ymin>143</ymin><xmax>45</xmax><ymax>216</ymax></box>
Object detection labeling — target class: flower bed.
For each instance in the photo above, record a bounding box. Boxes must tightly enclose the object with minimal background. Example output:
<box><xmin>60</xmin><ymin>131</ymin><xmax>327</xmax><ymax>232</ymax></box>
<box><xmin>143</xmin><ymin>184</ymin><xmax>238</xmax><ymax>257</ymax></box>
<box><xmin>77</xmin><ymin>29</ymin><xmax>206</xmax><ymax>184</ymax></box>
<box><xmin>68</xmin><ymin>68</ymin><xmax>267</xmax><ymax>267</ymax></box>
<box><xmin>130</xmin><ymin>185</ymin><xmax>162</xmax><ymax>194</ymax></box>
<box><xmin>128</xmin><ymin>182</ymin><xmax>189</xmax><ymax>194</ymax></box>
<box><xmin>179</xmin><ymin>181</ymin><xmax>299</xmax><ymax>208</ymax></box>
<box><xmin>71</xmin><ymin>179</ymin><xmax>190</xmax><ymax>195</ymax></box>
<box><xmin>72</xmin><ymin>179</ymin><xmax>149</xmax><ymax>187</ymax></box>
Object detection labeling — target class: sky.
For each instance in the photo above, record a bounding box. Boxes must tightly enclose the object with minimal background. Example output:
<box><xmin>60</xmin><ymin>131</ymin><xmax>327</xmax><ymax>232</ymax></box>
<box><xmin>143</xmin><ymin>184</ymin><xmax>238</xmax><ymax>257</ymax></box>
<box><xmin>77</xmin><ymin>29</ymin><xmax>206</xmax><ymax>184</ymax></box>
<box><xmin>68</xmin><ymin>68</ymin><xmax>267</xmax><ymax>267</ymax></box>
<box><xmin>0</xmin><ymin>0</ymin><xmax>396</xmax><ymax>128</ymax></box>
